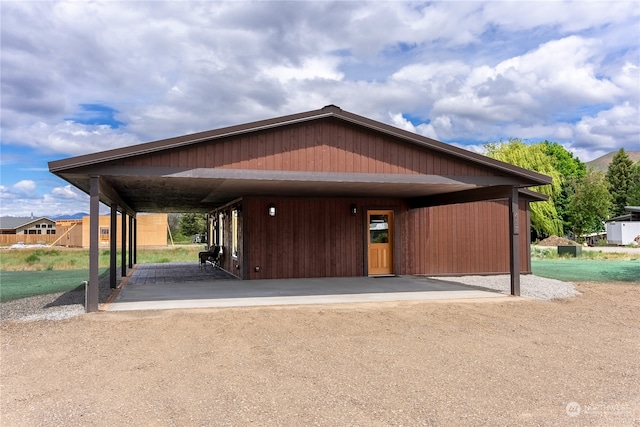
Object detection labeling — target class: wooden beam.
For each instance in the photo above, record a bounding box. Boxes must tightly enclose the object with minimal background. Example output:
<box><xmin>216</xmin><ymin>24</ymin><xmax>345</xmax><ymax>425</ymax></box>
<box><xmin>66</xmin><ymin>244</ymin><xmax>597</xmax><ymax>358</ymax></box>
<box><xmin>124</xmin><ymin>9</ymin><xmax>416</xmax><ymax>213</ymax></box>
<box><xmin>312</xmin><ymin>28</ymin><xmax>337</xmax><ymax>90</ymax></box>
<box><xmin>509</xmin><ymin>187</ymin><xmax>520</xmax><ymax>296</ymax></box>
<box><xmin>98</xmin><ymin>176</ymin><xmax>135</xmax><ymax>217</ymax></box>
<box><xmin>110</xmin><ymin>203</ymin><xmax>117</xmax><ymax>289</ymax></box>
<box><xmin>408</xmin><ymin>185</ymin><xmax>513</xmax><ymax>209</ymax></box>
<box><xmin>121</xmin><ymin>212</ymin><xmax>127</xmax><ymax>278</ymax></box>
<box><xmin>133</xmin><ymin>217</ymin><xmax>137</xmax><ymax>265</ymax></box>
<box><xmin>87</xmin><ymin>176</ymin><xmax>100</xmax><ymax>313</ymax></box>
<box><xmin>128</xmin><ymin>215</ymin><xmax>133</xmax><ymax>269</ymax></box>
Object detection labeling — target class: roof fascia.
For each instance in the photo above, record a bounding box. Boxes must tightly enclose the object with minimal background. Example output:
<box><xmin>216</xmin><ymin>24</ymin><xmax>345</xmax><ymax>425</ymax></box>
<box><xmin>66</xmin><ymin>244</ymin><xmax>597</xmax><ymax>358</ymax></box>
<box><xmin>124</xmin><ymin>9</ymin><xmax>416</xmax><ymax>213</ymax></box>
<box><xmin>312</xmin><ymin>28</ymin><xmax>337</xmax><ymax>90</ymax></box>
<box><xmin>518</xmin><ymin>188</ymin><xmax>549</xmax><ymax>202</ymax></box>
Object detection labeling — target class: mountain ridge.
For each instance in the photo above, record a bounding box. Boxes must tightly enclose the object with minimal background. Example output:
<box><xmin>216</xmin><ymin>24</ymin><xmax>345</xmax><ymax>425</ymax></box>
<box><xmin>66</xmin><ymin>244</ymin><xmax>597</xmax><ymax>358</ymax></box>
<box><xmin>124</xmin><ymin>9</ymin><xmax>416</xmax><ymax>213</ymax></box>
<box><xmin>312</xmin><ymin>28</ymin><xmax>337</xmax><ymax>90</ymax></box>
<box><xmin>585</xmin><ymin>150</ymin><xmax>640</xmax><ymax>173</ymax></box>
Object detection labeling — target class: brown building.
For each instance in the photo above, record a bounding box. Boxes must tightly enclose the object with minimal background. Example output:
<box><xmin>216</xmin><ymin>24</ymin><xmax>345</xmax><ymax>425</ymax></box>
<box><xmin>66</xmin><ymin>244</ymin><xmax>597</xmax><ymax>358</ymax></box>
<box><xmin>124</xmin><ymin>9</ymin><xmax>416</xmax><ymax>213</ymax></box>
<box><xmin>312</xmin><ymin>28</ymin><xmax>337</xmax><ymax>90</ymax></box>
<box><xmin>49</xmin><ymin>105</ymin><xmax>551</xmax><ymax>311</ymax></box>
<box><xmin>55</xmin><ymin>214</ymin><xmax>168</xmax><ymax>248</ymax></box>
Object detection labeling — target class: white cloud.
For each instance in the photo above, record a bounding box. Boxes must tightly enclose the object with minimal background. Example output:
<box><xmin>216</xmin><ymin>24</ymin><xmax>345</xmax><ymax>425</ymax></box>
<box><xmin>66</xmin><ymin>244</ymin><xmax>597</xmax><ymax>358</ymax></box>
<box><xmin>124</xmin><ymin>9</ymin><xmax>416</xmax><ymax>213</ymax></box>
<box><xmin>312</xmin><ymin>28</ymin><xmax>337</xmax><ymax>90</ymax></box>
<box><xmin>388</xmin><ymin>113</ymin><xmax>439</xmax><ymax>140</ymax></box>
<box><xmin>0</xmin><ymin>185</ymin><xmax>18</xmax><ymax>201</ymax></box>
<box><xmin>482</xmin><ymin>1</ymin><xmax>637</xmax><ymax>33</ymax></box>
<box><xmin>0</xmin><ymin>0</ymin><xmax>638</xmax><ymax>215</ymax></box>
<box><xmin>13</xmin><ymin>180</ymin><xmax>36</xmax><ymax>193</ymax></box>
<box><xmin>0</xmin><ymin>185</ymin><xmax>99</xmax><ymax>217</ymax></box>
<box><xmin>51</xmin><ymin>185</ymin><xmax>86</xmax><ymax>201</ymax></box>
<box><xmin>573</xmin><ymin>102</ymin><xmax>640</xmax><ymax>152</ymax></box>
<box><xmin>3</xmin><ymin>121</ymin><xmax>141</xmax><ymax>156</ymax></box>
<box><xmin>262</xmin><ymin>56</ymin><xmax>344</xmax><ymax>83</ymax></box>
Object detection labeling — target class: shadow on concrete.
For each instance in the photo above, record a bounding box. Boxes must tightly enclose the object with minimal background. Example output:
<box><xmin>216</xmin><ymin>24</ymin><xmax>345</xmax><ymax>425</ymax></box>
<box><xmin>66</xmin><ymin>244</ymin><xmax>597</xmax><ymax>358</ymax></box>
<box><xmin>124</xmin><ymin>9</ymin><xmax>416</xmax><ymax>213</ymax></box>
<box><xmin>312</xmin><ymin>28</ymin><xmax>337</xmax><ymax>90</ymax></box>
<box><xmin>105</xmin><ymin>263</ymin><xmax>507</xmax><ymax>311</ymax></box>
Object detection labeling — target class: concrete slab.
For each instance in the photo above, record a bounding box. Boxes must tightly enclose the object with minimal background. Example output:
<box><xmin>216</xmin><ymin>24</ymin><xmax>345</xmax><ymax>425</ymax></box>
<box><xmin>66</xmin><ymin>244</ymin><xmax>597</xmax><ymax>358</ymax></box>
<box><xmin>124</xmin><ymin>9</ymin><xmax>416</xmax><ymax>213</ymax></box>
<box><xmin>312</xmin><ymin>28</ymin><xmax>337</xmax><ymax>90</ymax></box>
<box><xmin>105</xmin><ymin>263</ymin><xmax>507</xmax><ymax>312</ymax></box>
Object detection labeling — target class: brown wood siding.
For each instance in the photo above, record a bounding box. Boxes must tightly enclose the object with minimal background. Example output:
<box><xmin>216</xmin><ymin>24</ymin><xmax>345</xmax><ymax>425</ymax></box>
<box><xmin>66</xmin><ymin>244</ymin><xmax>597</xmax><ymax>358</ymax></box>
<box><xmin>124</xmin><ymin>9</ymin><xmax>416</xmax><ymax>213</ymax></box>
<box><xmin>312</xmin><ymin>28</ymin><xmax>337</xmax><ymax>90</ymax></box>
<box><xmin>120</xmin><ymin>119</ymin><xmax>495</xmax><ymax>177</ymax></box>
<box><xmin>239</xmin><ymin>197</ymin><xmax>405</xmax><ymax>280</ymax></box>
<box><xmin>214</xmin><ymin>196</ymin><xmax>532</xmax><ymax>280</ymax></box>
<box><xmin>405</xmin><ymin>200</ymin><xmax>531</xmax><ymax>275</ymax></box>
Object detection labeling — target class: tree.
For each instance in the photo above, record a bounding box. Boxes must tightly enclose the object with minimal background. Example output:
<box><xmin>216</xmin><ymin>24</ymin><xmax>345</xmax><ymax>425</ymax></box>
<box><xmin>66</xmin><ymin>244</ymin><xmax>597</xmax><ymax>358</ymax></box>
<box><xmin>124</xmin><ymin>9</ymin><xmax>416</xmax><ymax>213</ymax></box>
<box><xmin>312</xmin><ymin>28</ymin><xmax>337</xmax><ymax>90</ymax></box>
<box><xmin>606</xmin><ymin>148</ymin><xmax>634</xmax><ymax>216</ymax></box>
<box><xmin>540</xmin><ymin>141</ymin><xmax>586</xmax><ymax>178</ymax></box>
<box><xmin>484</xmin><ymin>139</ymin><xmax>564</xmax><ymax>237</ymax></box>
<box><xmin>180</xmin><ymin>213</ymin><xmax>206</xmax><ymax>237</ymax></box>
<box><xmin>566</xmin><ymin>170</ymin><xmax>612</xmax><ymax>242</ymax></box>
<box><xmin>626</xmin><ymin>161</ymin><xmax>640</xmax><ymax>207</ymax></box>
<box><xmin>540</xmin><ymin>141</ymin><xmax>587</xmax><ymax>235</ymax></box>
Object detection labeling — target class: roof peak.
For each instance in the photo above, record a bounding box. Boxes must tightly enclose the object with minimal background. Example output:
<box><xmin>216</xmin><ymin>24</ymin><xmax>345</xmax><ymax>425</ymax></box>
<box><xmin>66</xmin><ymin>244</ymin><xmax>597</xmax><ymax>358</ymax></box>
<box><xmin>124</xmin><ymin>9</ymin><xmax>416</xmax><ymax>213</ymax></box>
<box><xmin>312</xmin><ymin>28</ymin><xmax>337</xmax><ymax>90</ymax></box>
<box><xmin>322</xmin><ymin>104</ymin><xmax>341</xmax><ymax>111</ymax></box>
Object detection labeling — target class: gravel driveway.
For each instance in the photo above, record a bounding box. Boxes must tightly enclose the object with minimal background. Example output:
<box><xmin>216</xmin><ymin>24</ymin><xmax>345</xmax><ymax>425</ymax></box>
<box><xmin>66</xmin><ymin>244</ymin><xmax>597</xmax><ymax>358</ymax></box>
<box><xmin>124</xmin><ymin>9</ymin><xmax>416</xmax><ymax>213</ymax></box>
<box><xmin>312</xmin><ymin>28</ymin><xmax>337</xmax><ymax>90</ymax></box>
<box><xmin>1</xmin><ymin>281</ymin><xmax>638</xmax><ymax>426</ymax></box>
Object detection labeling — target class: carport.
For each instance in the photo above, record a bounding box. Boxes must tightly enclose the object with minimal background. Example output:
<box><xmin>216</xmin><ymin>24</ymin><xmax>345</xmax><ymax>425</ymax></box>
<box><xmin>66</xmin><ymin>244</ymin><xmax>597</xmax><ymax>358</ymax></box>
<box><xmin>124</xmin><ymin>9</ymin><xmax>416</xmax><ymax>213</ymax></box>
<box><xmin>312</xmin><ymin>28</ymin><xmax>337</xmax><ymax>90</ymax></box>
<box><xmin>105</xmin><ymin>263</ymin><xmax>506</xmax><ymax>312</ymax></box>
<box><xmin>49</xmin><ymin>105</ymin><xmax>551</xmax><ymax>312</ymax></box>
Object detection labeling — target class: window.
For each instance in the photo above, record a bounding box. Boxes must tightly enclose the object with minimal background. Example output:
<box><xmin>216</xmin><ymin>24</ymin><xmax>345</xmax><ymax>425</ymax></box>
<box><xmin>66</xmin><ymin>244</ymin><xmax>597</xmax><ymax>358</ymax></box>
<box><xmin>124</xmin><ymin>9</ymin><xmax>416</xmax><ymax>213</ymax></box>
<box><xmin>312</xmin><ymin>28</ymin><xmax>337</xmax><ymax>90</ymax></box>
<box><xmin>47</xmin><ymin>224</ymin><xmax>53</xmax><ymax>228</ymax></box>
<box><xmin>231</xmin><ymin>209</ymin><xmax>239</xmax><ymax>258</ymax></box>
<box><xmin>218</xmin><ymin>212</ymin><xmax>224</xmax><ymax>247</ymax></box>
<box><xmin>35</xmin><ymin>224</ymin><xmax>40</xmax><ymax>228</ymax></box>
<box><xmin>210</xmin><ymin>218</ymin><xmax>217</xmax><ymax>246</ymax></box>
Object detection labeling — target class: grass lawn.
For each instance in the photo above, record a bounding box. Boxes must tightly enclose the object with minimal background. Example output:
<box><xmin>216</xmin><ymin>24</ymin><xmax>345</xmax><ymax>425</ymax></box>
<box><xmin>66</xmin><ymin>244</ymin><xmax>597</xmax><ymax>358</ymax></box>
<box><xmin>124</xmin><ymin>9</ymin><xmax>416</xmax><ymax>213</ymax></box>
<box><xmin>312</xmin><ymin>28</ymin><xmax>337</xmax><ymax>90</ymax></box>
<box><xmin>532</xmin><ymin>259</ymin><xmax>640</xmax><ymax>282</ymax></box>
<box><xmin>0</xmin><ymin>246</ymin><xmax>204</xmax><ymax>302</ymax></box>
<box><xmin>0</xmin><ymin>269</ymin><xmax>108</xmax><ymax>302</ymax></box>
<box><xmin>0</xmin><ymin>246</ymin><xmax>203</xmax><ymax>271</ymax></box>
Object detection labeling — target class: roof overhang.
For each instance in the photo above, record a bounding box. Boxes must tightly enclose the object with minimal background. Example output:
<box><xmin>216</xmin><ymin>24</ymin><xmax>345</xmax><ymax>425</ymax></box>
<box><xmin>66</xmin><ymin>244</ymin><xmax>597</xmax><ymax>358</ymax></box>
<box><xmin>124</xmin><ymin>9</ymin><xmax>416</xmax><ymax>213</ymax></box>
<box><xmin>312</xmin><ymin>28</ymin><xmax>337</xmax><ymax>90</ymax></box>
<box><xmin>56</xmin><ymin>166</ymin><xmax>538</xmax><ymax>213</ymax></box>
<box><xmin>49</xmin><ymin>106</ymin><xmax>553</xmax><ymax>214</ymax></box>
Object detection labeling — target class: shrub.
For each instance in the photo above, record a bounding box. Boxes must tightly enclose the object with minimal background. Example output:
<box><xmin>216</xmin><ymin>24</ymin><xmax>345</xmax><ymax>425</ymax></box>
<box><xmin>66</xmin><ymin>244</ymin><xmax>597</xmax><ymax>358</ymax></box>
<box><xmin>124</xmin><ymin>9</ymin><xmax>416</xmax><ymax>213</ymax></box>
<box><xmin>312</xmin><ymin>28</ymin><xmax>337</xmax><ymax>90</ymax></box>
<box><xmin>531</xmin><ymin>246</ymin><xmax>557</xmax><ymax>259</ymax></box>
<box><xmin>25</xmin><ymin>253</ymin><xmax>40</xmax><ymax>264</ymax></box>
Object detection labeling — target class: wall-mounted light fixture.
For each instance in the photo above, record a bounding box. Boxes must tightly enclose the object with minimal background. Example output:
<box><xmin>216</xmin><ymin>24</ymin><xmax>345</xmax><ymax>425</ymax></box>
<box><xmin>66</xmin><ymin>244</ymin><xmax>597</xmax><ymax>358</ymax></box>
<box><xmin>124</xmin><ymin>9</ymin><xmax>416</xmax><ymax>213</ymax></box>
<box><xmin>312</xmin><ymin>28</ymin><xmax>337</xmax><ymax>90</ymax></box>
<box><xmin>350</xmin><ymin>204</ymin><xmax>358</xmax><ymax>216</ymax></box>
<box><xmin>268</xmin><ymin>203</ymin><xmax>276</xmax><ymax>217</ymax></box>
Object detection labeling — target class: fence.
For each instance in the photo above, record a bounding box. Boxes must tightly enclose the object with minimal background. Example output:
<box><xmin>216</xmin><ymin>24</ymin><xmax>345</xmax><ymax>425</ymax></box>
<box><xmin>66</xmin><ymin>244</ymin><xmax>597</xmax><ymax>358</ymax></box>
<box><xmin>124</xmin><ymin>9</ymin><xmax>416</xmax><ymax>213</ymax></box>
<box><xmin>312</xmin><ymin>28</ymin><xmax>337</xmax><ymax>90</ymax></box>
<box><xmin>0</xmin><ymin>234</ymin><xmax>59</xmax><ymax>246</ymax></box>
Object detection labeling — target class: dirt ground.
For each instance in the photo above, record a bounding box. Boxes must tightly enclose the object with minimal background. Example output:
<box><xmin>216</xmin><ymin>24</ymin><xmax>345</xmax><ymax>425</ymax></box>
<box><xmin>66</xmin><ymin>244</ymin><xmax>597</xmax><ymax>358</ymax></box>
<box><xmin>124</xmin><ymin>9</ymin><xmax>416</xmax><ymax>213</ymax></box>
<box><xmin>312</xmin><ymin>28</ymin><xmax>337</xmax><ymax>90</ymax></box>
<box><xmin>1</xmin><ymin>282</ymin><xmax>638</xmax><ymax>426</ymax></box>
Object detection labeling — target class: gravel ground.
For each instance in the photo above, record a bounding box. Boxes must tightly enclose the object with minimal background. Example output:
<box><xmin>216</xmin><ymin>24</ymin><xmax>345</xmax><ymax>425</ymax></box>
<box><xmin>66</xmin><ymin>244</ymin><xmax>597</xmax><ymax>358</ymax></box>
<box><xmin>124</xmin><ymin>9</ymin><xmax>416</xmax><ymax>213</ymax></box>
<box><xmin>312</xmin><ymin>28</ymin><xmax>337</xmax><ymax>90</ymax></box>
<box><xmin>433</xmin><ymin>274</ymin><xmax>581</xmax><ymax>300</ymax></box>
<box><xmin>1</xmin><ymin>281</ymin><xmax>638</xmax><ymax>426</ymax></box>
<box><xmin>0</xmin><ymin>269</ymin><xmax>116</xmax><ymax>322</ymax></box>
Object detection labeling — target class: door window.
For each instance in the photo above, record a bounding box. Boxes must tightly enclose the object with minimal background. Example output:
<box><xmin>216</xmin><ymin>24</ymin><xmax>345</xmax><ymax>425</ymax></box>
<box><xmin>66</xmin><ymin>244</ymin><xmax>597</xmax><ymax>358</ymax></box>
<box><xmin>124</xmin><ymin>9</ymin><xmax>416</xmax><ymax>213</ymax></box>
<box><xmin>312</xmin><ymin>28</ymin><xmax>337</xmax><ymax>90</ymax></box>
<box><xmin>369</xmin><ymin>214</ymin><xmax>389</xmax><ymax>244</ymax></box>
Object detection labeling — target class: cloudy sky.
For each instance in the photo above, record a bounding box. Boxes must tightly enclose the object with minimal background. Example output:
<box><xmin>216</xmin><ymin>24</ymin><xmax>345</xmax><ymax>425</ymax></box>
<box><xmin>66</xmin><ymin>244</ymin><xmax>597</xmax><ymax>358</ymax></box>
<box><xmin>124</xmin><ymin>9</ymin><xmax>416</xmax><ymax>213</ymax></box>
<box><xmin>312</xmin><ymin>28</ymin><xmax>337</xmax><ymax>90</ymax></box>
<box><xmin>1</xmin><ymin>1</ymin><xmax>639</xmax><ymax>217</ymax></box>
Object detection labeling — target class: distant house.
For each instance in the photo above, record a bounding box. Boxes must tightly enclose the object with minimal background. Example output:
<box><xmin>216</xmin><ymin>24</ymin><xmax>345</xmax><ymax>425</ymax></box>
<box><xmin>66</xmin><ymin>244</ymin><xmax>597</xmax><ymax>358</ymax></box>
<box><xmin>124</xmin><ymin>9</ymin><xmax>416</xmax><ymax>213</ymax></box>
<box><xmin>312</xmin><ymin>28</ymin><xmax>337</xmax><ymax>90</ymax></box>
<box><xmin>0</xmin><ymin>216</ymin><xmax>56</xmax><ymax>235</ymax></box>
<box><xmin>56</xmin><ymin>213</ymin><xmax>168</xmax><ymax>248</ymax></box>
<box><xmin>606</xmin><ymin>206</ymin><xmax>640</xmax><ymax>245</ymax></box>
<box><xmin>0</xmin><ymin>214</ymin><xmax>167</xmax><ymax>247</ymax></box>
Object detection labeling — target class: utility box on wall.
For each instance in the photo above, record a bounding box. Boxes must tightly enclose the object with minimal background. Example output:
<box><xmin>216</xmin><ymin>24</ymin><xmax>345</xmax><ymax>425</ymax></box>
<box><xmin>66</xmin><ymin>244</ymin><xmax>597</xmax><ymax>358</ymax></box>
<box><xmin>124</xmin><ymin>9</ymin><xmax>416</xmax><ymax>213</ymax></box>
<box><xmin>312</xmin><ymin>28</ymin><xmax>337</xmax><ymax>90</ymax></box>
<box><xmin>558</xmin><ymin>245</ymin><xmax>582</xmax><ymax>257</ymax></box>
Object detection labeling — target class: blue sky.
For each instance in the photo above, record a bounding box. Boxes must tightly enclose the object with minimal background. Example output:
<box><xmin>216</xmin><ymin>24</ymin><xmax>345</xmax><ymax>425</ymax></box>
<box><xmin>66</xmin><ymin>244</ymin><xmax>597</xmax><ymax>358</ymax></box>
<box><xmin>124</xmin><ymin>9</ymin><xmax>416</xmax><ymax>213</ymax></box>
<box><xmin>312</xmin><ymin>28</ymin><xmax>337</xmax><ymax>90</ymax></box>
<box><xmin>1</xmin><ymin>1</ymin><xmax>639</xmax><ymax>217</ymax></box>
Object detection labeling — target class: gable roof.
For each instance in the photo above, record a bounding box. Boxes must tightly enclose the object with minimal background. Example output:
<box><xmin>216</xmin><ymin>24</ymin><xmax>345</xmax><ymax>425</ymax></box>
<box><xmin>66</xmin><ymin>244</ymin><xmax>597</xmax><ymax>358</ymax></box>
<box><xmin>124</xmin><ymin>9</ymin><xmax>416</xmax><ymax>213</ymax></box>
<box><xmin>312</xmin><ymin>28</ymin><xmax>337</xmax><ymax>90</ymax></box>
<box><xmin>0</xmin><ymin>217</ymin><xmax>55</xmax><ymax>230</ymax></box>
<box><xmin>49</xmin><ymin>105</ymin><xmax>552</xmax><ymax>214</ymax></box>
<box><xmin>50</xmin><ymin>105</ymin><xmax>549</xmax><ymax>182</ymax></box>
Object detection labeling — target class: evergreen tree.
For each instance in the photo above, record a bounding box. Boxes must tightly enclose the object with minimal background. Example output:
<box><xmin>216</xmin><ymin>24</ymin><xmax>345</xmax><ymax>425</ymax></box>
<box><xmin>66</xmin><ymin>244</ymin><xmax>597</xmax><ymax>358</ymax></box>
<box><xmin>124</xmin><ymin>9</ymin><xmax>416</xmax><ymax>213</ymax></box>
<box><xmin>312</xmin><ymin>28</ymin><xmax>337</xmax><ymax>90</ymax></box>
<box><xmin>180</xmin><ymin>213</ymin><xmax>207</xmax><ymax>237</ymax></box>
<box><xmin>606</xmin><ymin>148</ymin><xmax>634</xmax><ymax>216</ymax></box>
<box><xmin>627</xmin><ymin>161</ymin><xmax>640</xmax><ymax>207</ymax></box>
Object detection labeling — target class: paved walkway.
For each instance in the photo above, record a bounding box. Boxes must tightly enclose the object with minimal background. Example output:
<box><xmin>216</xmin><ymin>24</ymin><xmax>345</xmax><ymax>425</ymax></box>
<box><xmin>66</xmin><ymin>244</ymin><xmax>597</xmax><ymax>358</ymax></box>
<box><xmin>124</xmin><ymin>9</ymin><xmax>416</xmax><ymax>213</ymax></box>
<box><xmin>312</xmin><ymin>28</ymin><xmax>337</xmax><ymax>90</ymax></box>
<box><xmin>105</xmin><ymin>262</ymin><xmax>508</xmax><ymax>312</ymax></box>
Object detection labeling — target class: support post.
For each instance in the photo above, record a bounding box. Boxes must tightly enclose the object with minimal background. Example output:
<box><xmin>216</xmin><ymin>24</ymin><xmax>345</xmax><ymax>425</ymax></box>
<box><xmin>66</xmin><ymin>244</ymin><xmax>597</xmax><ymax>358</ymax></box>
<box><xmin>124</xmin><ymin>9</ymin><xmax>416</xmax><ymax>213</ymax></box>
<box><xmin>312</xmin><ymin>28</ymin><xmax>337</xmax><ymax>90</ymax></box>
<box><xmin>110</xmin><ymin>203</ymin><xmax>117</xmax><ymax>289</ymax></box>
<box><xmin>133</xmin><ymin>217</ymin><xmax>137</xmax><ymax>265</ymax></box>
<box><xmin>509</xmin><ymin>187</ymin><xmax>520</xmax><ymax>296</ymax></box>
<box><xmin>87</xmin><ymin>176</ymin><xmax>100</xmax><ymax>312</ymax></box>
<box><xmin>121</xmin><ymin>212</ymin><xmax>127</xmax><ymax>278</ymax></box>
<box><xmin>128</xmin><ymin>215</ymin><xmax>133</xmax><ymax>269</ymax></box>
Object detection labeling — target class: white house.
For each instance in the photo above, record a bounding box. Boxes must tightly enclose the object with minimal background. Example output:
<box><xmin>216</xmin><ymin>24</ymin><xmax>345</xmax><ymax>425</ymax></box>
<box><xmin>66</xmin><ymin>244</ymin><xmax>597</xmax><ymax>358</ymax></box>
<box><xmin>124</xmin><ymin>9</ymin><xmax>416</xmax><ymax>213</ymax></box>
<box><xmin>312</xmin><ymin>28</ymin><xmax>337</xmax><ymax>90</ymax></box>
<box><xmin>606</xmin><ymin>206</ymin><xmax>640</xmax><ymax>245</ymax></box>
